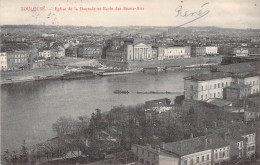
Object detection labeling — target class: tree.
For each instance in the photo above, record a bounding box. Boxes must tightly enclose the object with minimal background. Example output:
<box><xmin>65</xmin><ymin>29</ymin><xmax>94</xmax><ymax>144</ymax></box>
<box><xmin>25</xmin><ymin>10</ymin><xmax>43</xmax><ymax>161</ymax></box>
<box><xmin>52</xmin><ymin>116</ymin><xmax>79</xmax><ymax>137</ymax></box>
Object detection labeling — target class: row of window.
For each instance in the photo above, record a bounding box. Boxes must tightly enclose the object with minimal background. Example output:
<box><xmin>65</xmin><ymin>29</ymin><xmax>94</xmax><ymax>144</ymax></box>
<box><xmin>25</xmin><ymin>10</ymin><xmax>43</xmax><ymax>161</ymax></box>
<box><xmin>215</xmin><ymin>150</ymin><xmax>229</xmax><ymax>159</ymax></box>
<box><xmin>247</xmin><ymin>145</ymin><xmax>255</xmax><ymax>151</ymax></box>
<box><xmin>245</xmin><ymin>80</ymin><xmax>259</xmax><ymax>86</ymax></box>
<box><xmin>200</xmin><ymin>82</ymin><xmax>231</xmax><ymax>91</ymax></box>
<box><xmin>12</xmin><ymin>54</ymin><xmax>28</xmax><ymax>58</ymax></box>
<box><xmin>201</xmin><ymin>92</ymin><xmax>221</xmax><ymax>100</ymax></box>
<box><xmin>8</xmin><ymin>59</ymin><xmax>27</xmax><ymax>63</ymax></box>
<box><xmin>183</xmin><ymin>154</ymin><xmax>210</xmax><ymax>165</ymax></box>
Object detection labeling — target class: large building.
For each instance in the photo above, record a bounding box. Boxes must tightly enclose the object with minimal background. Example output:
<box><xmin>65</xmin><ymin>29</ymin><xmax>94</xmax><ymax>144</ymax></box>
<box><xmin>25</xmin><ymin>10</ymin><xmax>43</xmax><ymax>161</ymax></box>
<box><xmin>223</xmin><ymin>84</ymin><xmax>252</xmax><ymax>101</ymax></box>
<box><xmin>105</xmin><ymin>38</ymin><xmax>134</xmax><ymax>62</ymax></box>
<box><xmin>191</xmin><ymin>47</ymin><xmax>218</xmax><ymax>57</ymax></box>
<box><xmin>78</xmin><ymin>44</ymin><xmax>102</xmax><ymax>59</ymax></box>
<box><xmin>162</xmin><ymin>133</ymin><xmax>230</xmax><ymax>165</ymax></box>
<box><xmin>0</xmin><ymin>52</ymin><xmax>7</xmax><ymax>71</ymax></box>
<box><xmin>6</xmin><ymin>51</ymin><xmax>30</xmax><ymax>70</ymax></box>
<box><xmin>127</xmin><ymin>42</ymin><xmax>152</xmax><ymax>61</ymax></box>
<box><xmin>39</xmin><ymin>49</ymin><xmax>51</xmax><ymax>58</ymax></box>
<box><xmin>164</xmin><ymin>46</ymin><xmax>190</xmax><ymax>59</ymax></box>
<box><xmin>131</xmin><ymin>144</ymin><xmax>179</xmax><ymax>165</ymax></box>
<box><xmin>234</xmin><ymin>72</ymin><xmax>260</xmax><ymax>95</ymax></box>
<box><xmin>205</xmin><ymin>47</ymin><xmax>218</xmax><ymax>56</ymax></box>
<box><xmin>184</xmin><ymin>72</ymin><xmax>233</xmax><ymax>101</ymax></box>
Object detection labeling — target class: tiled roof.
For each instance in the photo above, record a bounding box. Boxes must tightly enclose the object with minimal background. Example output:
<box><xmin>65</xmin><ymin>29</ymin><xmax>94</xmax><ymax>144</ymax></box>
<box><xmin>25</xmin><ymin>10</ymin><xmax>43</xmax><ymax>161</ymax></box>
<box><xmin>225</xmin><ymin>83</ymin><xmax>251</xmax><ymax>89</ymax></box>
<box><xmin>185</xmin><ymin>72</ymin><xmax>232</xmax><ymax>81</ymax></box>
<box><xmin>163</xmin><ymin>137</ymin><xmax>210</xmax><ymax>156</ymax></box>
<box><xmin>206</xmin><ymin>98</ymin><xmax>232</xmax><ymax>107</ymax></box>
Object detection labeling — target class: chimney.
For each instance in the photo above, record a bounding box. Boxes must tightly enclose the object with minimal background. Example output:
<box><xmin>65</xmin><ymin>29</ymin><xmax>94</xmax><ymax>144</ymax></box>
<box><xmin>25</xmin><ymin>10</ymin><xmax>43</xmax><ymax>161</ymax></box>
<box><xmin>205</xmin><ymin>138</ymin><xmax>208</xmax><ymax>148</ymax></box>
<box><xmin>147</xmin><ymin>144</ymin><xmax>151</xmax><ymax>149</ymax></box>
<box><xmin>161</xmin><ymin>142</ymin><xmax>165</xmax><ymax>149</ymax></box>
<box><xmin>190</xmin><ymin>133</ymin><xmax>194</xmax><ymax>139</ymax></box>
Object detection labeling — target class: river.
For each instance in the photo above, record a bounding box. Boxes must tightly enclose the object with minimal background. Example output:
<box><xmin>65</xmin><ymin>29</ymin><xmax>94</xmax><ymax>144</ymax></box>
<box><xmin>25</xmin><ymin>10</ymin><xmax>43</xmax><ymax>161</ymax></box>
<box><xmin>1</xmin><ymin>69</ymin><xmax>208</xmax><ymax>153</ymax></box>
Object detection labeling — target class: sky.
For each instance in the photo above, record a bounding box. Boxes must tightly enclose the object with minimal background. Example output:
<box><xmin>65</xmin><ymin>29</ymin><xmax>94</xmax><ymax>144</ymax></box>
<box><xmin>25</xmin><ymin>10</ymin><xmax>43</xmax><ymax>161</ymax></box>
<box><xmin>0</xmin><ymin>0</ymin><xmax>259</xmax><ymax>29</ymax></box>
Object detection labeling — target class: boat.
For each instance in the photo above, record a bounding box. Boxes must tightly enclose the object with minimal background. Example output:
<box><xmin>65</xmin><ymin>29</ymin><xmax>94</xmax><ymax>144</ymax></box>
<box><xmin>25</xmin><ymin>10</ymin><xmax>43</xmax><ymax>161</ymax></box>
<box><xmin>61</xmin><ymin>72</ymin><xmax>95</xmax><ymax>80</ymax></box>
<box><xmin>98</xmin><ymin>70</ymin><xmax>134</xmax><ymax>76</ymax></box>
<box><xmin>113</xmin><ymin>90</ymin><xmax>129</xmax><ymax>94</ymax></box>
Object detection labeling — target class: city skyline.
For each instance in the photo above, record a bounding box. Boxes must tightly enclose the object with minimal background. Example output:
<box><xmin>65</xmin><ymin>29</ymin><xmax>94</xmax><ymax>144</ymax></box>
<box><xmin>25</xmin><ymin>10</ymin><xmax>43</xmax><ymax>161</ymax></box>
<box><xmin>0</xmin><ymin>0</ymin><xmax>260</xmax><ymax>29</ymax></box>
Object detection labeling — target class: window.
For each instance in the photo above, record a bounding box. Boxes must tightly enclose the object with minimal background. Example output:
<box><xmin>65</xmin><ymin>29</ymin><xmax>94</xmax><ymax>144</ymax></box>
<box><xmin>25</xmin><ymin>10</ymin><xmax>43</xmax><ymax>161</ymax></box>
<box><xmin>218</xmin><ymin>92</ymin><xmax>220</xmax><ymax>97</ymax></box>
<box><xmin>226</xmin><ymin>82</ymin><xmax>228</xmax><ymax>86</ymax></box>
<box><xmin>148</xmin><ymin>152</ymin><xmax>150</xmax><ymax>157</ymax></box>
<box><xmin>202</xmin><ymin>156</ymin><xmax>204</xmax><ymax>162</ymax></box>
<box><xmin>201</xmin><ymin>86</ymin><xmax>203</xmax><ymax>91</ymax></box>
<box><xmin>197</xmin><ymin>157</ymin><xmax>199</xmax><ymax>163</ymax></box>
<box><xmin>205</xmin><ymin>94</ymin><xmax>207</xmax><ymax>99</ymax></box>
<box><xmin>252</xmin><ymin>146</ymin><xmax>255</xmax><ymax>150</ymax></box>
<box><xmin>223</xmin><ymin>152</ymin><xmax>225</xmax><ymax>157</ymax></box>
<box><xmin>218</xmin><ymin>83</ymin><xmax>220</xmax><ymax>88</ymax></box>
<box><xmin>140</xmin><ymin>158</ymin><xmax>144</xmax><ymax>164</ymax></box>
<box><xmin>214</xmin><ymin>93</ymin><xmax>216</xmax><ymax>98</ymax></box>
<box><xmin>215</xmin><ymin>153</ymin><xmax>218</xmax><ymax>159</ymax></box>
<box><xmin>207</xmin><ymin>155</ymin><xmax>209</xmax><ymax>160</ymax></box>
<box><xmin>142</xmin><ymin>149</ymin><xmax>144</xmax><ymax>155</ymax></box>
<box><xmin>201</xmin><ymin>95</ymin><xmax>203</xmax><ymax>100</ymax></box>
<box><xmin>190</xmin><ymin>158</ymin><xmax>193</xmax><ymax>165</ymax></box>
<box><xmin>214</xmin><ymin>84</ymin><xmax>216</xmax><ymax>89</ymax></box>
<box><xmin>222</xmin><ymin>83</ymin><xmax>224</xmax><ymax>87</ymax></box>
<box><xmin>183</xmin><ymin>160</ymin><xmax>187</xmax><ymax>165</ymax></box>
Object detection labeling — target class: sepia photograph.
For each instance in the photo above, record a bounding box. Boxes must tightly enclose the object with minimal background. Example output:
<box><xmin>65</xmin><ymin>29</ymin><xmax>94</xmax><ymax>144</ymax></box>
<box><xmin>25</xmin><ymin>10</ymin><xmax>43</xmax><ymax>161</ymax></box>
<box><xmin>0</xmin><ymin>0</ymin><xmax>260</xmax><ymax>164</ymax></box>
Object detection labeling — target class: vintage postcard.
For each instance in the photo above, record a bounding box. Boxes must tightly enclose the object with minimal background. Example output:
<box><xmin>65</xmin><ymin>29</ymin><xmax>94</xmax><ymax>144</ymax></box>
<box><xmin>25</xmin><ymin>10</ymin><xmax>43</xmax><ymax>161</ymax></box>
<box><xmin>0</xmin><ymin>0</ymin><xmax>260</xmax><ymax>164</ymax></box>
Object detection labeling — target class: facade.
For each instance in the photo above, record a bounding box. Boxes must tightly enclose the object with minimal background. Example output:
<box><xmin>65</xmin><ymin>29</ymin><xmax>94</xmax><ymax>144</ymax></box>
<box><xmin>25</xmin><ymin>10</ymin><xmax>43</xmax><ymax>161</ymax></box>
<box><xmin>51</xmin><ymin>48</ymin><xmax>65</xmax><ymax>58</ymax></box>
<box><xmin>152</xmin><ymin>46</ymin><xmax>158</xmax><ymax>60</ymax></box>
<box><xmin>127</xmin><ymin>42</ymin><xmax>152</xmax><ymax>61</ymax></box>
<box><xmin>157</xmin><ymin>46</ymin><xmax>167</xmax><ymax>60</ymax></box>
<box><xmin>205</xmin><ymin>47</ymin><xmax>218</xmax><ymax>56</ymax></box>
<box><xmin>234</xmin><ymin>72</ymin><xmax>260</xmax><ymax>95</ymax></box>
<box><xmin>164</xmin><ymin>46</ymin><xmax>190</xmax><ymax>59</ymax></box>
<box><xmin>233</xmin><ymin>48</ymin><xmax>249</xmax><ymax>57</ymax></box>
<box><xmin>242</xmin><ymin>133</ymin><xmax>256</xmax><ymax>159</ymax></box>
<box><xmin>105</xmin><ymin>38</ymin><xmax>134</xmax><ymax>62</ymax></box>
<box><xmin>106</xmin><ymin>49</ymin><xmax>127</xmax><ymax>62</ymax></box>
<box><xmin>78</xmin><ymin>44</ymin><xmax>102</xmax><ymax>59</ymax></box>
<box><xmin>131</xmin><ymin>144</ymin><xmax>179</xmax><ymax>165</ymax></box>
<box><xmin>65</xmin><ymin>46</ymin><xmax>78</xmax><ymax>57</ymax></box>
<box><xmin>39</xmin><ymin>49</ymin><xmax>51</xmax><ymax>58</ymax></box>
<box><xmin>0</xmin><ymin>52</ymin><xmax>7</xmax><ymax>71</ymax></box>
<box><xmin>162</xmin><ymin>136</ymin><xmax>218</xmax><ymax>165</ymax></box>
<box><xmin>6</xmin><ymin>51</ymin><xmax>30</xmax><ymax>70</ymax></box>
<box><xmin>223</xmin><ymin>84</ymin><xmax>252</xmax><ymax>100</ymax></box>
<box><xmin>191</xmin><ymin>47</ymin><xmax>206</xmax><ymax>57</ymax></box>
<box><xmin>244</xmin><ymin>107</ymin><xmax>260</xmax><ymax>123</ymax></box>
<box><xmin>184</xmin><ymin>72</ymin><xmax>233</xmax><ymax>101</ymax></box>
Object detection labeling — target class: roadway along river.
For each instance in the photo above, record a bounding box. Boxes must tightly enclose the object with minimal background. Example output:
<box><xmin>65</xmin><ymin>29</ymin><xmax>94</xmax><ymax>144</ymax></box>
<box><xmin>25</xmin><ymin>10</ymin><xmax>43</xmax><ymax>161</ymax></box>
<box><xmin>1</xmin><ymin>69</ymin><xmax>208</xmax><ymax>153</ymax></box>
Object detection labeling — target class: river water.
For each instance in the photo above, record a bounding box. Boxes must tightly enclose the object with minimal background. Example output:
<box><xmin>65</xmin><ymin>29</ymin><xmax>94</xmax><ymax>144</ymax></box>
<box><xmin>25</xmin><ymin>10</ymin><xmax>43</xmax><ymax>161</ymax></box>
<box><xmin>1</xmin><ymin>70</ymin><xmax>207</xmax><ymax>152</ymax></box>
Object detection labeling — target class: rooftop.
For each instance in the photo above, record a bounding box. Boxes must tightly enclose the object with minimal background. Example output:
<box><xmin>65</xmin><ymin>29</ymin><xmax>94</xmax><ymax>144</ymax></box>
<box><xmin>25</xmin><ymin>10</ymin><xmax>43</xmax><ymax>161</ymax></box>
<box><xmin>184</xmin><ymin>72</ymin><xmax>232</xmax><ymax>81</ymax></box>
<box><xmin>163</xmin><ymin>134</ymin><xmax>229</xmax><ymax>156</ymax></box>
<box><xmin>225</xmin><ymin>83</ymin><xmax>251</xmax><ymax>90</ymax></box>
<box><xmin>206</xmin><ymin>98</ymin><xmax>232</xmax><ymax>107</ymax></box>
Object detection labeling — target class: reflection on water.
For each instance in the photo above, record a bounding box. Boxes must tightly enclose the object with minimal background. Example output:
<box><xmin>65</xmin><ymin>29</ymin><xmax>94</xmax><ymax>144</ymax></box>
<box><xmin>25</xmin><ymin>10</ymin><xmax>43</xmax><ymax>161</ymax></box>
<box><xmin>1</xmin><ymin>70</ymin><xmax>208</xmax><ymax>152</ymax></box>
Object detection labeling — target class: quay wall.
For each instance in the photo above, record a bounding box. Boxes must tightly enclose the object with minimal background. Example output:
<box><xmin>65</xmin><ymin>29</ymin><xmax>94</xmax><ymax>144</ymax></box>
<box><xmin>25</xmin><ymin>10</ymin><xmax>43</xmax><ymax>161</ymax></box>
<box><xmin>99</xmin><ymin>56</ymin><xmax>223</xmax><ymax>70</ymax></box>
